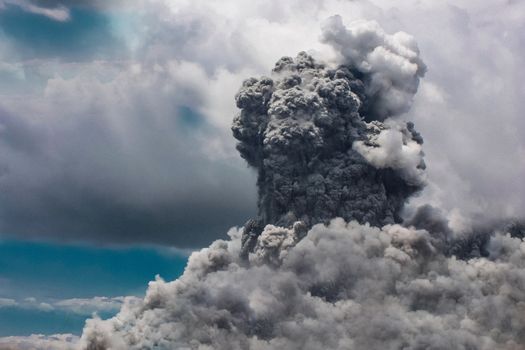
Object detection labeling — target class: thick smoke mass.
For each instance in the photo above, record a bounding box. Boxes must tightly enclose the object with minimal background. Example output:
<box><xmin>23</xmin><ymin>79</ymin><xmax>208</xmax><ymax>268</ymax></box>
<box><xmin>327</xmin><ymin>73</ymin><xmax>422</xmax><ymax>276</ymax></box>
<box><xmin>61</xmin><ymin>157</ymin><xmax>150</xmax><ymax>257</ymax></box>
<box><xmin>80</xmin><ymin>221</ymin><xmax>525</xmax><ymax>350</ymax></box>
<box><xmin>233</xmin><ymin>16</ymin><xmax>426</xmax><ymax>255</ymax></box>
<box><xmin>79</xmin><ymin>17</ymin><xmax>525</xmax><ymax>350</ymax></box>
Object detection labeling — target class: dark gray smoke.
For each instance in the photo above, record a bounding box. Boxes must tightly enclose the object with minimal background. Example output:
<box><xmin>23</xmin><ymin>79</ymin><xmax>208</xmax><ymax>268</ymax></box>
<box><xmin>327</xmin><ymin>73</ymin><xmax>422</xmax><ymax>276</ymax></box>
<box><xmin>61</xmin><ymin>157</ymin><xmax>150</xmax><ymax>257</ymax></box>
<box><xmin>233</xmin><ymin>15</ymin><xmax>426</xmax><ymax>255</ymax></box>
<box><xmin>405</xmin><ymin>204</ymin><xmax>525</xmax><ymax>259</ymax></box>
<box><xmin>77</xmin><ymin>17</ymin><xmax>525</xmax><ymax>350</ymax></box>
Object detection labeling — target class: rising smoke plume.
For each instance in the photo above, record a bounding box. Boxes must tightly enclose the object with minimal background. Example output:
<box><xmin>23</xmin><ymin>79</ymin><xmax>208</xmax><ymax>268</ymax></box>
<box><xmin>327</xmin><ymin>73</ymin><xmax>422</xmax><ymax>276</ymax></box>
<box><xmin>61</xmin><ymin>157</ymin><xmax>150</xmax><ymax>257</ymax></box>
<box><xmin>79</xmin><ymin>16</ymin><xmax>525</xmax><ymax>350</ymax></box>
<box><xmin>233</xmin><ymin>15</ymin><xmax>426</xmax><ymax>256</ymax></box>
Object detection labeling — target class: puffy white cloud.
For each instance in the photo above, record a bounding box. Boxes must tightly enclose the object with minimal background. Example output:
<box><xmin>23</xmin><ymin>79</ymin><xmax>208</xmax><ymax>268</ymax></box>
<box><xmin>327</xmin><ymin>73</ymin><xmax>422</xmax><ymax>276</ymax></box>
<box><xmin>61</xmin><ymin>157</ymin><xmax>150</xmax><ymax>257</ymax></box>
<box><xmin>53</xmin><ymin>296</ymin><xmax>140</xmax><ymax>315</ymax></box>
<box><xmin>353</xmin><ymin>121</ymin><xmax>425</xmax><ymax>185</ymax></box>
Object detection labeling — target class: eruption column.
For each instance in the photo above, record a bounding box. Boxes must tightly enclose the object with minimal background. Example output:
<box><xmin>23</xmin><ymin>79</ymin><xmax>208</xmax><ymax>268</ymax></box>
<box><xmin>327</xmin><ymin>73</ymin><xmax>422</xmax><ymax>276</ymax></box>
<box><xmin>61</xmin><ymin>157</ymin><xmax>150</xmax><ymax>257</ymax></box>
<box><xmin>233</xmin><ymin>16</ymin><xmax>427</xmax><ymax>255</ymax></box>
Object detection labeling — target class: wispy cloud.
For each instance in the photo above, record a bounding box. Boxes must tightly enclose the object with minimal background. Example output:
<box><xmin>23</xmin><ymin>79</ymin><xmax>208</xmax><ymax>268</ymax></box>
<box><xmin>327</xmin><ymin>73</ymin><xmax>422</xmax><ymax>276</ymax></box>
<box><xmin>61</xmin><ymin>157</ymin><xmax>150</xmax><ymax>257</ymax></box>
<box><xmin>0</xmin><ymin>295</ymin><xmax>140</xmax><ymax>315</ymax></box>
<box><xmin>0</xmin><ymin>0</ymin><xmax>70</xmax><ymax>21</ymax></box>
<box><xmin>0</xmin><ymin>297</ymin><xmax>16</xmax><ymax>308</ymax></box>
<box><xmin>0</xmin><ymin>333</ymin><xmax>78</xmax><ymax>350</ymax></box>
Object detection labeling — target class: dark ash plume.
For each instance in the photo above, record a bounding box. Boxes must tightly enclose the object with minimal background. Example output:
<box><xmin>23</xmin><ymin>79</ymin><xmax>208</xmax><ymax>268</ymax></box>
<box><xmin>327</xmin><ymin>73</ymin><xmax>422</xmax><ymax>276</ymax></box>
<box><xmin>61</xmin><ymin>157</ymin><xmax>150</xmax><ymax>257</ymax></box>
<box><xmin>233</xmin><ymin>16</ymin><xmax>426</xmax><ymax>254</ymax></box>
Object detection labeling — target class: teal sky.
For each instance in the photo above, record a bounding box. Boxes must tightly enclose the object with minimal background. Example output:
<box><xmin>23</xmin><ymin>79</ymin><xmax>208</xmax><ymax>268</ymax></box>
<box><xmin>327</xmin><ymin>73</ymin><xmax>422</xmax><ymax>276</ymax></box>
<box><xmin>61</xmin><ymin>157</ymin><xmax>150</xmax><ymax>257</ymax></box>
<box><xmin>0</xmin><ymin>239</ymin><xmax>189</xmax><ymax>336</ymax></box>
<box><xmin>0</xmin><ymin>4</ymin><xmax>125</xmax><ymax>61</ymax></box>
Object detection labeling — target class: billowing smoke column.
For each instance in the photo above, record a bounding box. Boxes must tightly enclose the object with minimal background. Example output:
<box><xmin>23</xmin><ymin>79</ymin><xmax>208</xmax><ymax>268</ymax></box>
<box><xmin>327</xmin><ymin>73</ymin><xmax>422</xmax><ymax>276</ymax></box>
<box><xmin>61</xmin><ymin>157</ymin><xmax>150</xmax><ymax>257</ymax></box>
<box><xmin>233</xmin><ymin>15</ymin><xmax>426</xmax><ymax>256</ymax></box>
<box><xmin>79</xmin><ymin>17</ymin><xmax>525</xmax><ymax>350</ymax></box>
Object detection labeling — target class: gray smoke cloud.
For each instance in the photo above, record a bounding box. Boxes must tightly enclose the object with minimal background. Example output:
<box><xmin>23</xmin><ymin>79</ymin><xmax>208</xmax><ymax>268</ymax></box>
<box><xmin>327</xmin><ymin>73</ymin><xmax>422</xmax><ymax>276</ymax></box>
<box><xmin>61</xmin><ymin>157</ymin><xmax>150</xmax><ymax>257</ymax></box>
<box><xmin>77</xmin><ymin>17</ymin><xmax>525</xmax><ymax>350</ymax></box>
<box><xmin>233</xmin><ymin>15</ymin><xmax>426</xmax><ymax>255</ymax></box>
<box><xmin>321</xmin><ymin>15</ymin><xmax>427</xmax><ymax>122</ymax></box>
<box><xmin>79</xmin><ymin>220</ymin><xmax>525</xmax><ymax>350</ymax></box>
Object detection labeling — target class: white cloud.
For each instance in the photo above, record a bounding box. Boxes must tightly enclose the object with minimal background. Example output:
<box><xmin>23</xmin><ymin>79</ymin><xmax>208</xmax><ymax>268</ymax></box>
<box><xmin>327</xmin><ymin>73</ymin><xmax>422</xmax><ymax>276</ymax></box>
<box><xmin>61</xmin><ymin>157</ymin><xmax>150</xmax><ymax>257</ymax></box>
<box><xmin>0</xmin><ymin>295</ymin><xmax>137</xmax><ymax>315</ymax></box>
<box><xmin>0</xmin><ymin>334</ymin><xmax>78</xmax><ymax>350</ymax></box>
<box><xmin>0</xmin><ymin>297</ymin><xmax>16</xmax><ymax>308</ymax></box>
<box><xmin>54</xmin><ymin>296</ymin><xmax>139</xmax><ymax>315</ymax></box>
<box><xmin>0</xmin><ymin>0</ymin><xmax>70</xmax><ymax>21</ymax></box>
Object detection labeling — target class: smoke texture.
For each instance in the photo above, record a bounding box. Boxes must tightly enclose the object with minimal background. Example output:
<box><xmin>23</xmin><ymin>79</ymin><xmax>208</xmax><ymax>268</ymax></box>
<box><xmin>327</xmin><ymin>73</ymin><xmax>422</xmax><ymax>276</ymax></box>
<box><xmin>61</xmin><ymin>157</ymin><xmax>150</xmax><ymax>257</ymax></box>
<box><xmin>79</xmin><ymin>220</ymin><xmax>525</xmax><ymax>350</ymax></box>
<box><xmin>78</xmin><ymin>17</ymin><xmax>525</xmax><ymax>350</ymax></box>
<box><xmin>233</xmin><ymin>15</ymin><xmax>426</xmax><ymax>255</ymax></box>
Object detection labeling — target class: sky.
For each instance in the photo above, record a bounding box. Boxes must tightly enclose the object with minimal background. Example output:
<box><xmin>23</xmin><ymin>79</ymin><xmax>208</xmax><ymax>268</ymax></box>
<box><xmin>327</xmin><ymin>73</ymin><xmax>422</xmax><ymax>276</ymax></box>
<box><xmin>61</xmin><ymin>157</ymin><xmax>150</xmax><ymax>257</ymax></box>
<box><xmin>0</xmin><ymin>240</ymin><xmax>187</xmax><ymax>336</ymax></box>
<box><xmin>0</xmin><ymin>0</ymin><xmax>524</xmax><ymax>341</ymax></box>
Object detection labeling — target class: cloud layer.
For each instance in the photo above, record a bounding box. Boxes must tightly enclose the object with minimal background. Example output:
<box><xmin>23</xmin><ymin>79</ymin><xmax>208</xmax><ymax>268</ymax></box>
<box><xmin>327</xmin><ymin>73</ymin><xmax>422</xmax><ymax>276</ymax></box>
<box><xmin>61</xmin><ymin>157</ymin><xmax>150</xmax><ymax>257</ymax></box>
<box><xmin>0</xmin><ymin>0</ymin><xmax>524</xmax><ymax>246</ymax></box>
<box><xmin>0</xmin><ymin>61</ymin><xmax>257</xmax><ymax>246</ymax></box>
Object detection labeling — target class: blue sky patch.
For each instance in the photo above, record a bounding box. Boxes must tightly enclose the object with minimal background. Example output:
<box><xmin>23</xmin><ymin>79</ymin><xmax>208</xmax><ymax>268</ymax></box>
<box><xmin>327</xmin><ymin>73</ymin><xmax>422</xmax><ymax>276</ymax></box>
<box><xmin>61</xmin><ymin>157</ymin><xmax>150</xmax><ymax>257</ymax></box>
<box><xmin>177</xmin><ymin>106</ymin><xmax>206</xmax><ymax>130</ymax></box>
<box><xmin>0</xmin><ymin>5</ymin><xmax>126</xmax><ymax>61</ymax></box>
<box><xmin>0</xmin><ymin>239</ymin><xmax>189</xmax><ymax>335</ymax></box>
<box><xmin>0</xmin><ymin>306</ymin><xmax>115</xmax><ymax>337</ymax></box>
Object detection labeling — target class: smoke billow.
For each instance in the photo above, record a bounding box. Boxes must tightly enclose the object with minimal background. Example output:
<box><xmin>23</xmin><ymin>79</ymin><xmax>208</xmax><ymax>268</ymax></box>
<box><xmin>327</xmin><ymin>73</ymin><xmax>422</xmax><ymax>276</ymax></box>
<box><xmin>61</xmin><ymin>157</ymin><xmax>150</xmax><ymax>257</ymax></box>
<box><xmin>79</xmin><ymin>16</ymin><xmax>525</xmax><ymax>350</ymax></box>
<box><xmin>233</xmin><ymin>15</ymin><xmax>426</xmax><ymax>255</ymax></box>
<box><xmin>79</xmin><ymin>220</ymin><xmax>525</xmax><ymax>350</ymax></box>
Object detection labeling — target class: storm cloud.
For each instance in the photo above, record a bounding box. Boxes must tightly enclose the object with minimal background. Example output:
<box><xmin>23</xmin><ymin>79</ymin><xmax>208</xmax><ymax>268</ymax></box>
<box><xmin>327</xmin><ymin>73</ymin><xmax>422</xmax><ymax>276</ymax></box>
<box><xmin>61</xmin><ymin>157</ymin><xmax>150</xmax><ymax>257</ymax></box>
<box><xmin>0</xmin><ymin>62</ymin><xmax>257</xmax><ymax>247</ymax></box>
